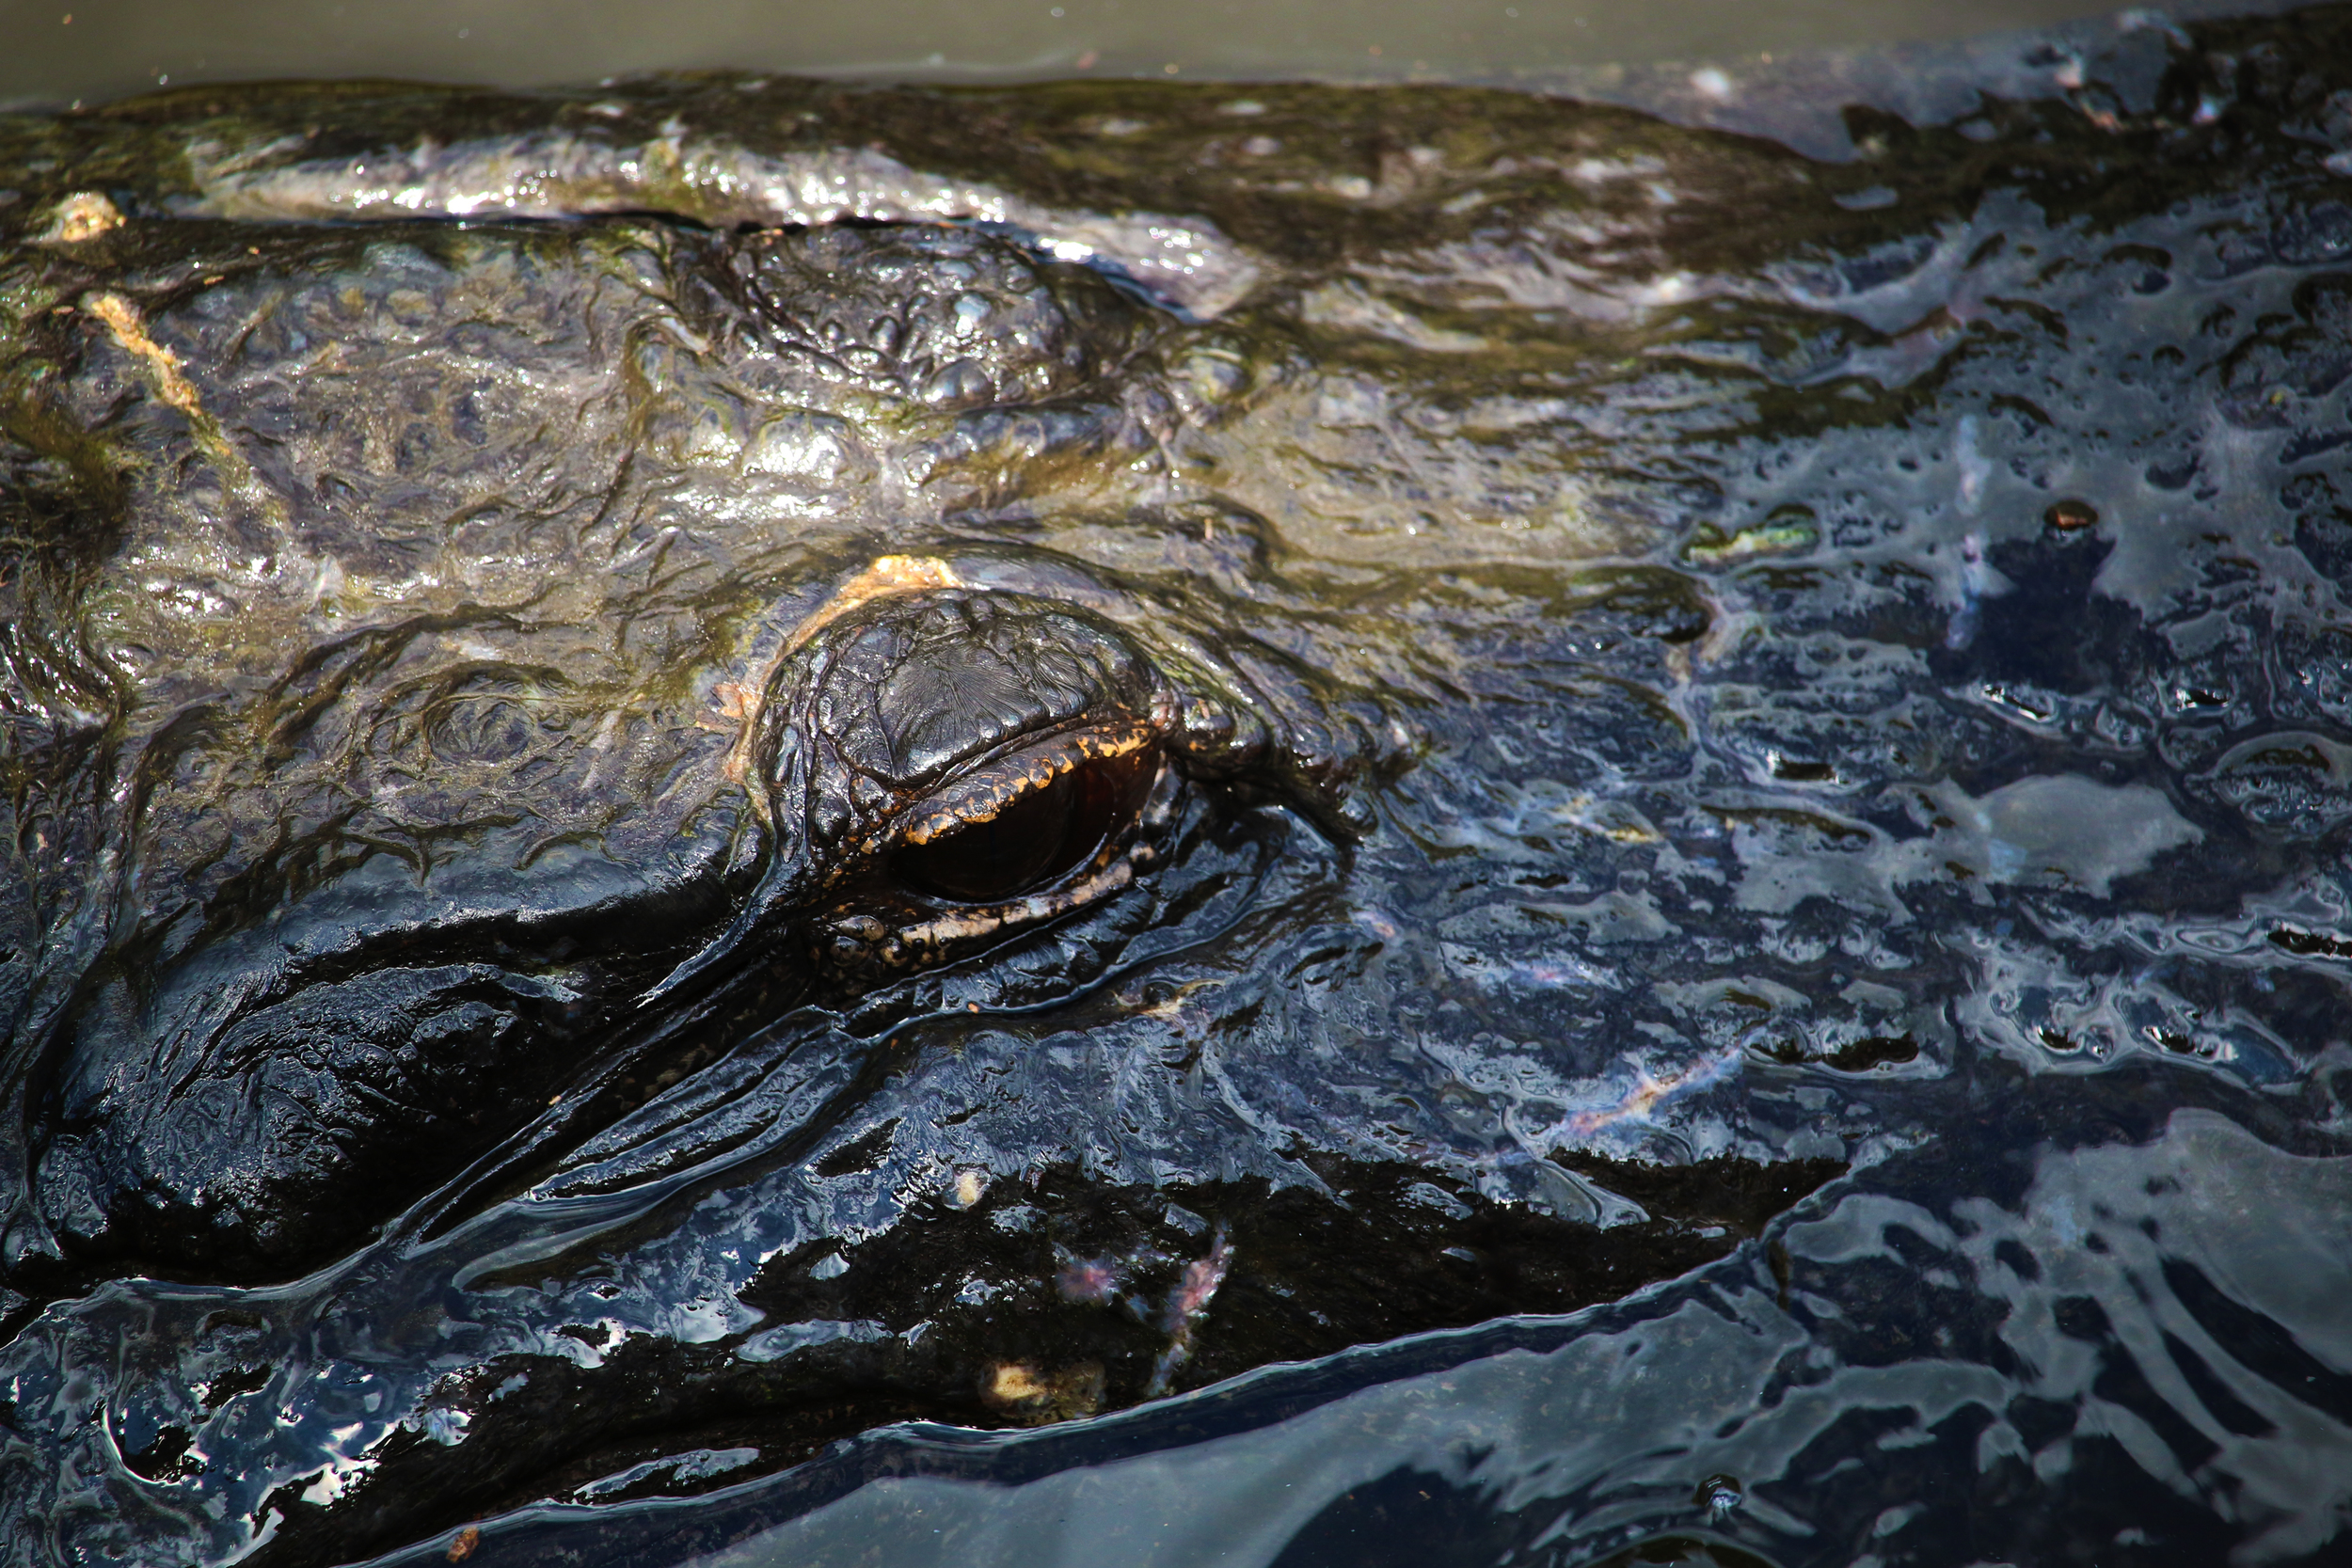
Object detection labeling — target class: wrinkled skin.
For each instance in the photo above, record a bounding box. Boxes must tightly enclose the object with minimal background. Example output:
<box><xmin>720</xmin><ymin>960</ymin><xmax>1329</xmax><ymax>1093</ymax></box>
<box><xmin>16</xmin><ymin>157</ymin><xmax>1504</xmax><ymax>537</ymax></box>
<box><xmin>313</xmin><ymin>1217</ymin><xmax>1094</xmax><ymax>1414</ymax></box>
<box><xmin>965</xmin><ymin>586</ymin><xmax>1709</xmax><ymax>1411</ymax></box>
<box><xmin>4</xmin><ymin>212</ymin><xmax>1369</xmax><ymax>1284</ymax></box>
<box><xmin>4</xmin><ymin>10</ymin><xmax>2352</xmax><ymax>1566</ymax></box>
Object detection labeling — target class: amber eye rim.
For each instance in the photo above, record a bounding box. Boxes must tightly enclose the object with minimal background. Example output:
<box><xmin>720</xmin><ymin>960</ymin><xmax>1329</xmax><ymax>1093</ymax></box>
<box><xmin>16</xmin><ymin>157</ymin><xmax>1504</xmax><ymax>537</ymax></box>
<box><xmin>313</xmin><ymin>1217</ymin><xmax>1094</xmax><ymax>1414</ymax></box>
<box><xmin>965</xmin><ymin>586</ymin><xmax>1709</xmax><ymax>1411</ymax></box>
<box><xmin>889</xmin><ymin>737</ymin><xmax>1161</xmax><ymax>907</ymax></box>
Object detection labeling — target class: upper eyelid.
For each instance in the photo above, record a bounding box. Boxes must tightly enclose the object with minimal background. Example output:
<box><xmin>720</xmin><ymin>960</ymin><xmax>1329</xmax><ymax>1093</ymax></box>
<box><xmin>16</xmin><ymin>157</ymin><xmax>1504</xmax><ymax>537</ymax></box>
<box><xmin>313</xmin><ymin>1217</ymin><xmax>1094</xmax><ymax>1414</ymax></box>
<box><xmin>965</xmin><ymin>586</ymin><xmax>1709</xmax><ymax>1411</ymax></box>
<box><xmin>890</xmin><ymin>721</ymin><xmax>1157</xmax><ymax>848</ymax></box>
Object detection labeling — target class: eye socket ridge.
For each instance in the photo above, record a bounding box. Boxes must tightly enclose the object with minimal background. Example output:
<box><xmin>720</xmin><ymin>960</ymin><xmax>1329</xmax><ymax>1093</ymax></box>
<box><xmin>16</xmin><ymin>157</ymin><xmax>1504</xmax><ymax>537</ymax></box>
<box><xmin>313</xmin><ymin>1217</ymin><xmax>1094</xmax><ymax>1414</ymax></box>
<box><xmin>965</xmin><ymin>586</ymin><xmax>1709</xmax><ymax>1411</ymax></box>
<box><xmin>890</xmin><ymin>723</ymin><xmax>1161</xmax><ymax>906</ymax></box>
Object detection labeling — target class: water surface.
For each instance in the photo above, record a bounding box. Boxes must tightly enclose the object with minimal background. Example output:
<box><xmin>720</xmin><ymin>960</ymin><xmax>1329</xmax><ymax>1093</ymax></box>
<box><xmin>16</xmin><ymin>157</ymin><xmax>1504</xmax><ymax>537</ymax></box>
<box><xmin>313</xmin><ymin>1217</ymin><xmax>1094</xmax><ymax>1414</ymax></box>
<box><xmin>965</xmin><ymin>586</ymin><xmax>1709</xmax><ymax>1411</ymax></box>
<box><xmin>2</xmin><ymin>7</ymin><xmax>2351</xmax><ymax>1567</ymax></box>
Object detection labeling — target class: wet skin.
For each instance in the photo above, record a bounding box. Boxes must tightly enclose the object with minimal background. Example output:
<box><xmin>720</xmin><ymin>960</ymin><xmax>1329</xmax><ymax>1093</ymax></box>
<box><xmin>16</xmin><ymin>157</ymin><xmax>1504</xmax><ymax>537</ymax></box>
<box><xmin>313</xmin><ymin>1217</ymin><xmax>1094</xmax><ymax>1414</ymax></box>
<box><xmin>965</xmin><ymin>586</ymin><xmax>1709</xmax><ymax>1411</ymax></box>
<box><xmin>6</xmin><ymin>18</ymin><xmax>2352</xmax><ymax>1563</ymax></box>
<box><xmin>0</xmin><ymin>205</ymin><xmax>1392</xmax><ymax>1276</ymax></box>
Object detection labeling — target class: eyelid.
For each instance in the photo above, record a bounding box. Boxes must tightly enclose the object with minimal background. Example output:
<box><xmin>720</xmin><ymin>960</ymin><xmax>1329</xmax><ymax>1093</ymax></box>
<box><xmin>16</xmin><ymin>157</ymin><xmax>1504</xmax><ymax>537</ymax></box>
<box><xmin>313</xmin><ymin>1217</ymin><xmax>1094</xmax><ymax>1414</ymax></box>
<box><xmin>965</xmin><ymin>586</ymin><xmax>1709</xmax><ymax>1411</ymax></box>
<box><xmin>894</xmin><ymin>720</ymin><xmax>1156</xmax><ymax>848</ymax></box>
<box><xmin>886</xmin><ymin>856</ymin><xmax>1145</xmax><ymax>954</ymax></box>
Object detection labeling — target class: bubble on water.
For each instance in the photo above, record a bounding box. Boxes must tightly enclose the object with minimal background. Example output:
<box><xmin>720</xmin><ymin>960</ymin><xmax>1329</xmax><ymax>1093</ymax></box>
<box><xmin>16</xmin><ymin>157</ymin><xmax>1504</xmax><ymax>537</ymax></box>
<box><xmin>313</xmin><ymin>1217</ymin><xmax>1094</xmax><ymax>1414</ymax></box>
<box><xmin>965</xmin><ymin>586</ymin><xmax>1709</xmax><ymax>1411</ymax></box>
<box><xmin>1694</xmin><ymin>1473</ymin><xmax>1744</xmax><ymax>1518</ymax></box>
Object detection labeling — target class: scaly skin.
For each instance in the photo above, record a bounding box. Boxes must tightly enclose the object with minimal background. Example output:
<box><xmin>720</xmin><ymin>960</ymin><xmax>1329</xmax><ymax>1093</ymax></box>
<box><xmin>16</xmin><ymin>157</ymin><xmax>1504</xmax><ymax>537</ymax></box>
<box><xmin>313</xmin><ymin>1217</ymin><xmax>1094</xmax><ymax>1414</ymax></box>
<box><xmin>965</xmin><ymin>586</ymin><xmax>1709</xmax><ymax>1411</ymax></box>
<box><xmin>3</xmin><ymin>28</ymin><xmax>2351</xmax><ymax>1562</ymax></box>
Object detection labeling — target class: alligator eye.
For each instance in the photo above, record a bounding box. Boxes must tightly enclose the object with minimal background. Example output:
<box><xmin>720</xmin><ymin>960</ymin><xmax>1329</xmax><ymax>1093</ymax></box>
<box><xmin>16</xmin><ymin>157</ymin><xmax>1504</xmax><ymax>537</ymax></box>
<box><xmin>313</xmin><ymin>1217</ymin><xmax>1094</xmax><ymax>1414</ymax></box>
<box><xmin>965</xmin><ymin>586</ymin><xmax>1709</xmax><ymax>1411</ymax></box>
<box><xmin>894</xmin><ymin>748</ymin><xmax>1155</xmax><ymax>904</ymax></box>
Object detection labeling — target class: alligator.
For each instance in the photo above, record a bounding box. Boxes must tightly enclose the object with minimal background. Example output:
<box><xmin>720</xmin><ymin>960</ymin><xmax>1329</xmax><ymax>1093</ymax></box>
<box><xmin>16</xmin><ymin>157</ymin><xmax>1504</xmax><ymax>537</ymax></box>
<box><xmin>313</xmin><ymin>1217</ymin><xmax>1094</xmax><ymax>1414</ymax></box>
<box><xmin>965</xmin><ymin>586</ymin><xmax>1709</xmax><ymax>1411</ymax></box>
<box><xmin>4</xmin><ymin>20</ymin><xmax>2351</xmax><ymax>1561</ymax></box>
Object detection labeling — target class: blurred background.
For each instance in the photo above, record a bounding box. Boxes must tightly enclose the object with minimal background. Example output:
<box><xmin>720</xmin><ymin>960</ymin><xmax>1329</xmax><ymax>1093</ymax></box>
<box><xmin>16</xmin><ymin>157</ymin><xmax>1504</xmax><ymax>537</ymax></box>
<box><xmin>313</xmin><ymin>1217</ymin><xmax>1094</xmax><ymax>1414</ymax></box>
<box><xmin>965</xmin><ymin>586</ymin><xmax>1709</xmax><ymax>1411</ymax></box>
<box><xmin>0</xmin><ymin>0</ymin><xmax>2302</xmax><ymax>108</ymax></box>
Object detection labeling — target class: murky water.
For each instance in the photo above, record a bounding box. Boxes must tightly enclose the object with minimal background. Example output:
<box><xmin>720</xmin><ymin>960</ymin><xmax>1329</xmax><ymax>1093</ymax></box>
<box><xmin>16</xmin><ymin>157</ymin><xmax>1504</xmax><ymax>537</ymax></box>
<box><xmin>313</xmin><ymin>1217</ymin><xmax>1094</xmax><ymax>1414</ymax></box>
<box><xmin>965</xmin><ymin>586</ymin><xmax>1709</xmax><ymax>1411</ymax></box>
<box><xmin>0</xmin><ymin>0</ymin><xmax>2265</xmax><ymax>111</ymax></box>
<box><xmin>3</xmin><ymin>7</ymin><xmax>2352</xmax><ymax>1566</ymax></box>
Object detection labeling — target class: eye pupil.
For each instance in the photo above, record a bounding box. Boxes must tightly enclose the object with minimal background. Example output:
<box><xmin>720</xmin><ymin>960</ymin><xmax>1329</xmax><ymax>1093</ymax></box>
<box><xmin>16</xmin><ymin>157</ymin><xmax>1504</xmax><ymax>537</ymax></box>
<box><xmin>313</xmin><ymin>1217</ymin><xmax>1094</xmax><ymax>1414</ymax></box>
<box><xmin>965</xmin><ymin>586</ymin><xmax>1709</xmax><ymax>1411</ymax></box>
<box><xmin>894</xmin><ymin>751</ymin><xmax>1150</xmax><ymax>904</ymax></box>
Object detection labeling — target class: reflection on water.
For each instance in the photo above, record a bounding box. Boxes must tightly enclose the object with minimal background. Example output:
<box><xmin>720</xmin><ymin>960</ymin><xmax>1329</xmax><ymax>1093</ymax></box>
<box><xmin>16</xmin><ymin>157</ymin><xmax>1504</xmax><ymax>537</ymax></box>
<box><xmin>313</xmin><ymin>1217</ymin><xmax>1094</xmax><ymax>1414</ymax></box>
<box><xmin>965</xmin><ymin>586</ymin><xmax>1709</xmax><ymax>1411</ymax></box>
<box><xmin>3</xmin><ymin>6</ymin><xmax>2352</xmax><ymax>1567</ymax></box>
<box><xmin>362</xmin><ymin>1108</ymin><xmax>2350</xmax><ymax>1568</ymax></box>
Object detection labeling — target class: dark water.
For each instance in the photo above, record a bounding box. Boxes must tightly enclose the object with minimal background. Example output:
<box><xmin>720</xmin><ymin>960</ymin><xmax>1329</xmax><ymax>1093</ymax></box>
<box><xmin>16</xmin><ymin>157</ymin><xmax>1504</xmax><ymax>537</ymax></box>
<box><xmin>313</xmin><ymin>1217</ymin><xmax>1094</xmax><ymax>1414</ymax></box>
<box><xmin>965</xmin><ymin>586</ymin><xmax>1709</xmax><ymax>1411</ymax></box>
<box><xmin>2</xmin><ymin>7</ymin><xmax>2351</xmax><ymax>1566</ymax></box>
